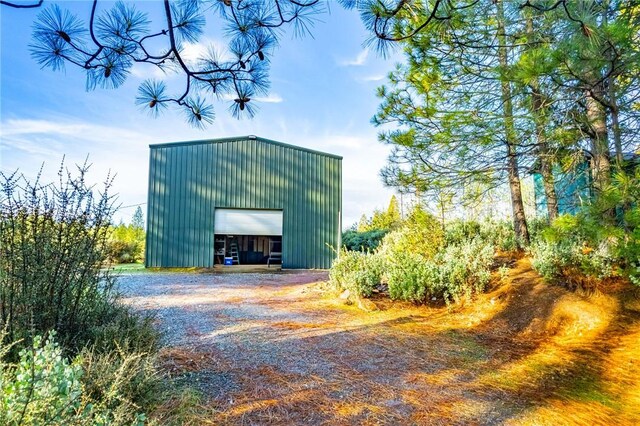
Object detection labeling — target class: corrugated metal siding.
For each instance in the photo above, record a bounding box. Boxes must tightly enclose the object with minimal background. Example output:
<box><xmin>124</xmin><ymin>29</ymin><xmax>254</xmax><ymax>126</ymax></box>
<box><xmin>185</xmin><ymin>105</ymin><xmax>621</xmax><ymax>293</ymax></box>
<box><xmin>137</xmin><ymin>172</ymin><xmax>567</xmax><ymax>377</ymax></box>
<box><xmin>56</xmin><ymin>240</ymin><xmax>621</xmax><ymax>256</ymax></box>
<box><xmin>145</xmin><ymin>137</ymin><xmax>342</xmax><ymax>269</ymax></box>
<box><xmin>533</xmin><ymin>162</ymin><xmax>592</xmax><ymax>218</ymax></box>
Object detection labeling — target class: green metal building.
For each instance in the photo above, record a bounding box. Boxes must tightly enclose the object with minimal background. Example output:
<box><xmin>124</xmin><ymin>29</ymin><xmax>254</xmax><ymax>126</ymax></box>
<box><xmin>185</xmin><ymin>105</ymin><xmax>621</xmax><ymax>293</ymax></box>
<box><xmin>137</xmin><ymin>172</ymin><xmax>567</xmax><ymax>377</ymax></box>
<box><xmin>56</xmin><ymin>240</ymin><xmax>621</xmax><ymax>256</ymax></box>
<box><xmin>145</xmin><ymin>135</ymin><xmax>342</xmax><ymax>269</ymax></box>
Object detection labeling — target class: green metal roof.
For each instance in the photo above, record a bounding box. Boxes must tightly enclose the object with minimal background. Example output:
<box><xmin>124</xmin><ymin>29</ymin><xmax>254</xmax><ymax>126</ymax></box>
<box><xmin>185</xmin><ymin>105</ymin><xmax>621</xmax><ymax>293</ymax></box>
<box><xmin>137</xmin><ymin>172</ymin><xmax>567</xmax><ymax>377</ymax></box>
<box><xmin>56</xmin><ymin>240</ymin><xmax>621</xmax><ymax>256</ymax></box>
<box><xmin>149</xmin><ymin>135</ymin><xmax>343</xmax><ymax>160</ymax></box>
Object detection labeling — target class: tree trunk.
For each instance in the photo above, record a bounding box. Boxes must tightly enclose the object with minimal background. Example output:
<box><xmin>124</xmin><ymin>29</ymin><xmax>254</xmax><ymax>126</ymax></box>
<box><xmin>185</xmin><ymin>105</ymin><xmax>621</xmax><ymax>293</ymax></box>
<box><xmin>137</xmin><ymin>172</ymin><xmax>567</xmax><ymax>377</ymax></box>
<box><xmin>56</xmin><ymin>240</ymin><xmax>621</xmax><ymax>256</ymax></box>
<box><xmin>526</xmin><ymin>13</ymin><xmax>559</xmax><ymax>222</ymax></box>
<box><xmin>585</xmin><ymin>86</ymin><xmax>611</xmax><ymax>195</ymax></box>
<box><xmin>440</xmin><ymin>200</ymin><xmax>445</xmax><ymax>234</ymax></box>
<box><xmin>496</xmin><ymin>0</ymin><xmax>530</xmax><ymax>245</ymax></box>
<box><xmin>603</xmin><ymin>0</ymin><xmax>624</xmax><ymax>169</ymax></box>
<box><xmin>608</xmin><ymin>79</ymin><xmax>624</xmax><ymax>167</ymax></box>
<box><xmin>539</xmin><ymin>153</ymin><xmax>559</xmax><ymax>221</ymax></box>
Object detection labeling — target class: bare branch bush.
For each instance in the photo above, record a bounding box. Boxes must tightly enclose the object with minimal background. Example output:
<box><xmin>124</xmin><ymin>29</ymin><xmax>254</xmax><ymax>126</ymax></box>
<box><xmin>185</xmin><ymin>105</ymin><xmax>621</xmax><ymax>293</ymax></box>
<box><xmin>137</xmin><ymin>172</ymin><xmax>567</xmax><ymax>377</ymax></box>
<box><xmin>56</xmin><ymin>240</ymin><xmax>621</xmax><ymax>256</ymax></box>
<box><xmin>0</xmin><ymin>161</ymin><xmax>119</xmax><ymax>357</ymax></box>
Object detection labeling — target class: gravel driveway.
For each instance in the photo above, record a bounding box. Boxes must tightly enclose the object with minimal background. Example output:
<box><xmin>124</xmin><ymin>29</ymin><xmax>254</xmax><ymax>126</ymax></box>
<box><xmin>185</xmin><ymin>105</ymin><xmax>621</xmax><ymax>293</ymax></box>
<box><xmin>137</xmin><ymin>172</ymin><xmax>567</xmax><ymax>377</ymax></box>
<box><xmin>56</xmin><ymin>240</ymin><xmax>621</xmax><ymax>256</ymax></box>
<box><xmin>117</xmin><ymin>271</ymin><xmax>519</xmax><ymax>425</ymax></box>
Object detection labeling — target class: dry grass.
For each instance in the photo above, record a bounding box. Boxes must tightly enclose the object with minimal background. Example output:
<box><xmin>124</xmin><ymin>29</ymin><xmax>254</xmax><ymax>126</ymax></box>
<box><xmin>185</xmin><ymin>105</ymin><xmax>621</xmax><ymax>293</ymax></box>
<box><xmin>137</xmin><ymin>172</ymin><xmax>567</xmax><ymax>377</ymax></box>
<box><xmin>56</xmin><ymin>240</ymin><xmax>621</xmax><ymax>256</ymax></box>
<box><xmin>124</xmin><ymin>259</ymin><xmax>640</xmax><ymax>425</ymax></box>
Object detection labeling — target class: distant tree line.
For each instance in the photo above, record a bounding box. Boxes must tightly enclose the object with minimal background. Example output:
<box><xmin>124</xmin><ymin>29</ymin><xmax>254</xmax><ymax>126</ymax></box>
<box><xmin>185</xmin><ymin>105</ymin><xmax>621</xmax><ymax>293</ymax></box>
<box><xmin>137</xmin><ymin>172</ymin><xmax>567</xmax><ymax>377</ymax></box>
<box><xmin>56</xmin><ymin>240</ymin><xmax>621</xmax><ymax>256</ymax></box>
<box><xmin>107</xmin><ymin>206</ymin><xmax>145</xmax><ymax>264</ymax></box>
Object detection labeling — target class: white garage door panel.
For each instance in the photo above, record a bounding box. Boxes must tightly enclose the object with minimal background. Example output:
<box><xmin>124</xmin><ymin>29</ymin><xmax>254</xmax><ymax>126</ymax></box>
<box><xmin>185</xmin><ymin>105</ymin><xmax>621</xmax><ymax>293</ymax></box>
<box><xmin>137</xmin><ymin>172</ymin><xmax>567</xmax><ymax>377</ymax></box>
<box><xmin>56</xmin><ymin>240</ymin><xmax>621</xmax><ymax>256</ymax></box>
<box><xmin>215</xmin><ymin>209</ymin><xmax>283</xmax><ymax>235</ymax></box>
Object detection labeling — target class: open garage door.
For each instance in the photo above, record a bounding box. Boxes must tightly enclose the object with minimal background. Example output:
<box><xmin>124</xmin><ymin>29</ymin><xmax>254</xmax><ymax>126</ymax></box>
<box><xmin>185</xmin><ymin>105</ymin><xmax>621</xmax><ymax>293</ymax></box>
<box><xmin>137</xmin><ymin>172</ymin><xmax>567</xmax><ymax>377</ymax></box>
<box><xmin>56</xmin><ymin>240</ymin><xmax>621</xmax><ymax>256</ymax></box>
<box><xmin>214</xmin><ymin>209</ymin><xmax>283</xmax><ymax>235</ymax></box>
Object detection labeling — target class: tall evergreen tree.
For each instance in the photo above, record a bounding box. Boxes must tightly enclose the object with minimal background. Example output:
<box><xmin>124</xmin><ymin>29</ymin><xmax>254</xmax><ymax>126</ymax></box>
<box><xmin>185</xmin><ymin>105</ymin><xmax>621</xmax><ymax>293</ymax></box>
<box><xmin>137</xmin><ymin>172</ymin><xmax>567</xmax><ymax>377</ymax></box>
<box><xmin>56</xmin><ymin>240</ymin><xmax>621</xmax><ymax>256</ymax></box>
<box><xmin>131</xmin><ymin>206</ymin><xmax>144</xmax><ymax>230</ymax></box>
<box><xmin>363</xmin><ymin>0</ymin><xmax>534</xmax><ymax>244</ymax></box>
<box><xmin>346</xmin><ymin>0</ymin><xmax>639</xmax><ymax>232</ymax></box>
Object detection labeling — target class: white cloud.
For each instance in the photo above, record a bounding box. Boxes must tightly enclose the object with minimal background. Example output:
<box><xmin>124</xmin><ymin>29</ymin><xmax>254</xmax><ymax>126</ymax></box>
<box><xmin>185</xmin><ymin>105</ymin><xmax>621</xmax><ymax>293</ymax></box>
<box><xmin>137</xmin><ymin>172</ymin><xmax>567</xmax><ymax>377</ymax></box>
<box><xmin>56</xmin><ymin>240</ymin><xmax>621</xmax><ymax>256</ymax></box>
<box><xmin>0</xmin><ymin>118</ymin><xmax>156</xmax><ymax>223</ymax></box>
<box><xmin>321</xmin><ymin>135</ymin><xmax>366</xmax><ymax>150</ymax></box>
<box><xmin>359</xmin><ymin>74</ymin><xmax>386</xmax><ymax>82</ymax></box>
<box><xmin>128</xmin><ymin>37</ymin><xmax>233</xmax><ymax>82</ymax></box>
<box><xmin>253</xmin><ymin>93</ymin><xmax>283</xmax><ymax>103</ymax></box>
<box><xmin>220</xmin><ymin>93</ymin><xmax>284</xmax><ymax>103</ymax></box>
<box><xmin>180</xmin><ymin>37</ymin><xmax>233</xmax><ymax>64</ymax></box>
<box><xmin>339</xmin><ymin>48</ymin><xmax>369</xmax><ymax>66</ymax></box>
<box><xmin>130</xmin><ymin>63</ymin><xmax>174</xmax><ymax>80</ymax></box>
<box><xmin>0</xmin><ymin>119</ymin><xmax>154</xmax><ymax>144</ymax></box>
<box><xmin>180</xmin><ymin>41</ymin><xmax>209</xmax><ymax>63</ymax></box>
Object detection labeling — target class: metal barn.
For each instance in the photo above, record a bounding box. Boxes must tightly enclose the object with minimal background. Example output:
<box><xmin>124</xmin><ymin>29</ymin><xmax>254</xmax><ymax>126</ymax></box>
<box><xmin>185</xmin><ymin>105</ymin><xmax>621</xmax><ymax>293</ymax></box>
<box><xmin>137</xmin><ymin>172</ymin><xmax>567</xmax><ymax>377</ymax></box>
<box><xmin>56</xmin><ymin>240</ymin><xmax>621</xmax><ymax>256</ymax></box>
<box><xmin>145</xmin><ymin>135</ymin><xmax>342</xmax><ymax>269</ymax></box>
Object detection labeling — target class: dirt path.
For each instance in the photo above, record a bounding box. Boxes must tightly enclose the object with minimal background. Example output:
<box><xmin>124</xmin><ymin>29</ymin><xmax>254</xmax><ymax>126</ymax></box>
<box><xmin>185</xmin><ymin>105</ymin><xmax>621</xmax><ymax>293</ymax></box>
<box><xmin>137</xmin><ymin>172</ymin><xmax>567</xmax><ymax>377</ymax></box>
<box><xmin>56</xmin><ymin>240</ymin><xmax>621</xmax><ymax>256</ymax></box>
<box><xmin>118</xmin><ymin>262</ymin><xmax>640</xmax><ymax>425</ymax></box>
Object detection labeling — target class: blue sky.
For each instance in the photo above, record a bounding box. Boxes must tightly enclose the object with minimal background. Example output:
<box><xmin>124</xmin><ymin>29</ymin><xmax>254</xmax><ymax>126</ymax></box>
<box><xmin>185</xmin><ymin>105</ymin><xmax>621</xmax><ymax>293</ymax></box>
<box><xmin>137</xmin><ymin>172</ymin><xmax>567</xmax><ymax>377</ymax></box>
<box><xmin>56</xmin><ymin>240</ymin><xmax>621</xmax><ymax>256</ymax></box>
<box><xmin>0</xmin><ymin>0</ymin><xmax>400</xmax><ymax>227</ymax></box>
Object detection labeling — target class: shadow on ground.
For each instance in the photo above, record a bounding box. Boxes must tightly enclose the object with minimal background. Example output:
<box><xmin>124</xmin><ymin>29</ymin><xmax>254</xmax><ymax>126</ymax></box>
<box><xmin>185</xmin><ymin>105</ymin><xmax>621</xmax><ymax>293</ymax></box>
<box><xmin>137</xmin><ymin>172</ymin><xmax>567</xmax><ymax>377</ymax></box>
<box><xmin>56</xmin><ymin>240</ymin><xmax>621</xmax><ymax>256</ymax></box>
<box><xmin>119</xmin><ymin>260</ymin><xmax>640</xmax><ymax>425</ymax></box>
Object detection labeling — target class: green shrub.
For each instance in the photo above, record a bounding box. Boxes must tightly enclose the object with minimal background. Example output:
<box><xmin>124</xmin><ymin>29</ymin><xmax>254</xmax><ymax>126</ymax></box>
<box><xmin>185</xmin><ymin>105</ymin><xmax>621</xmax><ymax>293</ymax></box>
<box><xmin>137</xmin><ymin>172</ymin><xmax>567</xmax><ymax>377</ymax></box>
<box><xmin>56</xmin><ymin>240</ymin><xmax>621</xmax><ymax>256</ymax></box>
<box><xmin>87</xmin><ymin>303</ymin><xmax>159</xmax><ymax>355</ymax></box>
<box><xmin>446</xmin><ymin>219</ymin><xmax>522</xmax><ymax>252</ymax></box>
<box><xmin>479</xmin><ymin>220</ymin><xmax>519</xmax><ymax>251</ymax></box>
<box><xmin>529</xmin><ymin>214</ymin><xmax>619</xmax><ymax>283</ymax></box>
<box><xmin>619</xmin><ymin>207</ymin><xmax>640</xmax><ymax>286</ymax></box>
<box><xmin>529</xmin><ymin>239</ymin><xmax>567</xmax><ymax>281</ymax></box>
<box><xmin>329</xmin><ymin>250</ymin><xmax>384</xmax><ymax>297</ymax></box>
<box><xmin>436</xmin><ymin>238</ymin><xmax>494</xmax><ymax>303</ymax></box>
<box><xmin>0</xmin><ymin>165</ymin><xmax>195</xmax><ymax>425</ymax></box>
<box><xmin>529</xmin><ymin>238</ymin><xmax>617</xmax><ymax>282</ymax></box>
<box><xmin>444</xmin><ymin>220</ymin><xmax>481</xmax><ymax>246</ymax></box>
<box><xmin>1</xmin><ymin>332</ymin><xmax>86</xmax><ymax>425</ymax></box>
<box><xmin>379</xmin><ymin>219</ymin><xmax>444</xmax><ymax>261</ymax></box>
<box><xmin>378</xmin><ymin>204</ymin><xmax>444</xmax><ymax>260</ymax></box>
<box><xmin>341</xmin><ymin>229</ymin><xmax>388</xmax><ymax>252</ymax></box>
<box><xmin>0</xmin><ymin>332</ymin><xmax>147</xmax><ymax>426</ymax></box>
<box><xmin>527</xmin><ymin>217</ymin><xmax>549</xmax><ymax>242</ymax></box>
<box><xmin>530</xmin><ymin>169</ymin><xmax>640</xmax><ymax>288</ymax></box>
<box><xmin>386</xmin><ymin>238</ymin><xmax>494</xmax><ymax>305</ymax></box>
<box><xmin>386</xmin><ymin>253</ymin><xmax>438</xmax><ymax>303</ymax></box>
<box><xmin>107</xmin><ymin>220</ymin><xmax>145</xmax><ymax>264</ymax></box>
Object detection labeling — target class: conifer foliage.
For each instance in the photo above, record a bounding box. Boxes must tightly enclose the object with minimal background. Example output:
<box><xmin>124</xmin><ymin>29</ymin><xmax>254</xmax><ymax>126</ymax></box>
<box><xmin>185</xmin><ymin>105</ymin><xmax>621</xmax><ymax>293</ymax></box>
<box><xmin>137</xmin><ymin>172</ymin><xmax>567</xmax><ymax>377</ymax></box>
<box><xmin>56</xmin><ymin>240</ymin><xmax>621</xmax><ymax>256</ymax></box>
<box><xmin>2</xmin><ymin>0</ymin><xmax>325</xmax><ymax>127</ymax></box>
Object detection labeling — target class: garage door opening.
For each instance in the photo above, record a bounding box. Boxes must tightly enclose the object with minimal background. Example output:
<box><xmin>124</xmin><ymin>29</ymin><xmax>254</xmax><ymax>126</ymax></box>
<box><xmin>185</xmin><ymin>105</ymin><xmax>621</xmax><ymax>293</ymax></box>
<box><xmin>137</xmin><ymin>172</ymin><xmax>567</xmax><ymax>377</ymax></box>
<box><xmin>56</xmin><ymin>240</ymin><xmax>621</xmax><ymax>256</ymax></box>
<box><xmin>214</xmin><ymin>209</ymin><xmax>283</xmax><ymax>266</ymax></box>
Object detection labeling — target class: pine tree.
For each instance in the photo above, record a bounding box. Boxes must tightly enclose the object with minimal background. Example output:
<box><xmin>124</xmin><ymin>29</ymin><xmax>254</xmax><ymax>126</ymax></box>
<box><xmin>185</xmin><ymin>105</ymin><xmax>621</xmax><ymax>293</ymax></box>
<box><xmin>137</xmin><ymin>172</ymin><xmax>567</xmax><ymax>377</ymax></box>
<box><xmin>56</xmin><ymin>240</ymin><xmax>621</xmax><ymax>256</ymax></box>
<box><xmin>4</xmin><ymin>0</ymin><xmax>325</xmax><ymax>127</ymax></box>
<box><xmin>131</xmin><ymin>206</ymin><xmax>144</xmax><ymax>230</ymax></box>
<box><xmin>357</xmin><ymin>214</ymin><xmax>370</xmax><ymax>232</ymax></box>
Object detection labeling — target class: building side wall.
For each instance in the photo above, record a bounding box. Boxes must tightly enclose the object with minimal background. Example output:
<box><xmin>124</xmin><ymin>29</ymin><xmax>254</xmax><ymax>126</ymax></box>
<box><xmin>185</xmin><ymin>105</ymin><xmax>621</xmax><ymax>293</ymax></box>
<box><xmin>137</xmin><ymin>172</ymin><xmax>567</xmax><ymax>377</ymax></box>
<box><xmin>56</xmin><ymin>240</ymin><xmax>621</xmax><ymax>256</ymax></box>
<box><xmin>146</xmin><ymin>138</ymin><xmax>342</xmax><ymax>269</ymax></box>
<box><xmin>533</xmin><ymin>162</ymin><xmax>592</xmax><ymax>217</ymax></box>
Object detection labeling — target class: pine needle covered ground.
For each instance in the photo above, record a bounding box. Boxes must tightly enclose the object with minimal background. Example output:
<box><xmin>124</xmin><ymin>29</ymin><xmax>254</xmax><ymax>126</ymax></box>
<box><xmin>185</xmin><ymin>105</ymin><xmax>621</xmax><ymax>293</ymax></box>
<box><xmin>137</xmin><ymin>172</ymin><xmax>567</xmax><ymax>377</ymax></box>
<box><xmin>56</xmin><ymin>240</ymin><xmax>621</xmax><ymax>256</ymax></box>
<box><xmin>118</xmin><ymin>261</ymin><xmax>640</xmax><ymax>425</ymax></box>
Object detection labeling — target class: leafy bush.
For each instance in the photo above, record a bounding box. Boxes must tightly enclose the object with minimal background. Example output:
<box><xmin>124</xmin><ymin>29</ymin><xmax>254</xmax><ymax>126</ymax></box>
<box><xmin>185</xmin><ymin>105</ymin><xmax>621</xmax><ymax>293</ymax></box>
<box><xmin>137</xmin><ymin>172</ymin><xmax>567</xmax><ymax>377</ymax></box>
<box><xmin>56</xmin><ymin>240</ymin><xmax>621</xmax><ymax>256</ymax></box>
<box><xmin>386</xmin><ymin>253</ymin><xmax>437</xmax><ymax>303</ymax></box>
<box><xmin>529</xmin><ymin>214</ymin><xmax>619</xmax><ymax>284</ymax></box>
<box><xmin>107</xmin><ymin>219</ymin><xmax>145</xmax><ymax>264</ymax></box>
<box><xmin>0</xmin><ymin>165</ymin><xmax>198</xmax><ymax>424</ymax></box>
<box><xmin>618</xmin><ymin>206</ymin><xmax>640</xmax><ymax>286</ymax></box>
<box><xmin>529</xmin><ymin>239</ymin><xmax>568</xmax><ymax>281</ymax></box>
<box><xmin>87</xmin><ymin>303</ymin><xmax>159</xmax><ymax>355</ymax></box>
<box><xmin>342</xmin><ymin>229</ymin><xmax>388</xmax><ymax>252</ymax></box>
<box><xmin>445</xmin><ymin>219</ymin><xmax>523</xmax><ymax>252</ymax></box>
<box><xmin>444</xmin><ymin>220</ymin><xmax>481</xmax><ymax>246</ymax></box>
<box><xmin>527</xmin><ymin>217</ymin><xmax>549</xmax><ymax>242</ymax></box>
<box><xmin>329</xmin><ymin>250</ymin><xmax>384</xmax><ymax>297</ymax></box>
<box><xmin>1</xmin><ymin>332</ymin><xmax>87</xmax><ymax>425</ymax></box>
<box><xmin>387</xmin><ymin>238</ymin><xmax>494</xmax><ymax>305</ymax></box>
<box><xmin>332</xmin><ymin>208</ymin><xmax>497</xmax><ymax>305</ymax></box>
<box><xmin>0</xmin><ymin>332</ymin><xmax>152</xmax><ymax>426</ymax></box>
<box><xmin>479</xmin><ymin>220</ymin><xmax>519</xmax><ymax>252</ymax></box>
<box><xmin>356</xmin><ymin>195</ymin><xmax>402</xmax><ymax>232</ymax></box>
<box><xmin>107</xmin><ymin>239</ymin><xmax>140</xmax><ymax>263</ymax></box>
<box><xmin>436</xmin><ymin>238</ymin><xmax>494</xmax><ymax>303</ymax></box>
<box><xmin>0</xmin><ymin>333</ymin><xmax>152</xmax><ymax>426</ymax></box>
<box><xmin>0</xmin><ymin>165</ymin><xmax>120</xmax><ymax>355</ymax></box>
<box><xmin>379</xmin><ymin>204</ymin><xmax>444</xmax><ymax>260</ymax></box>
